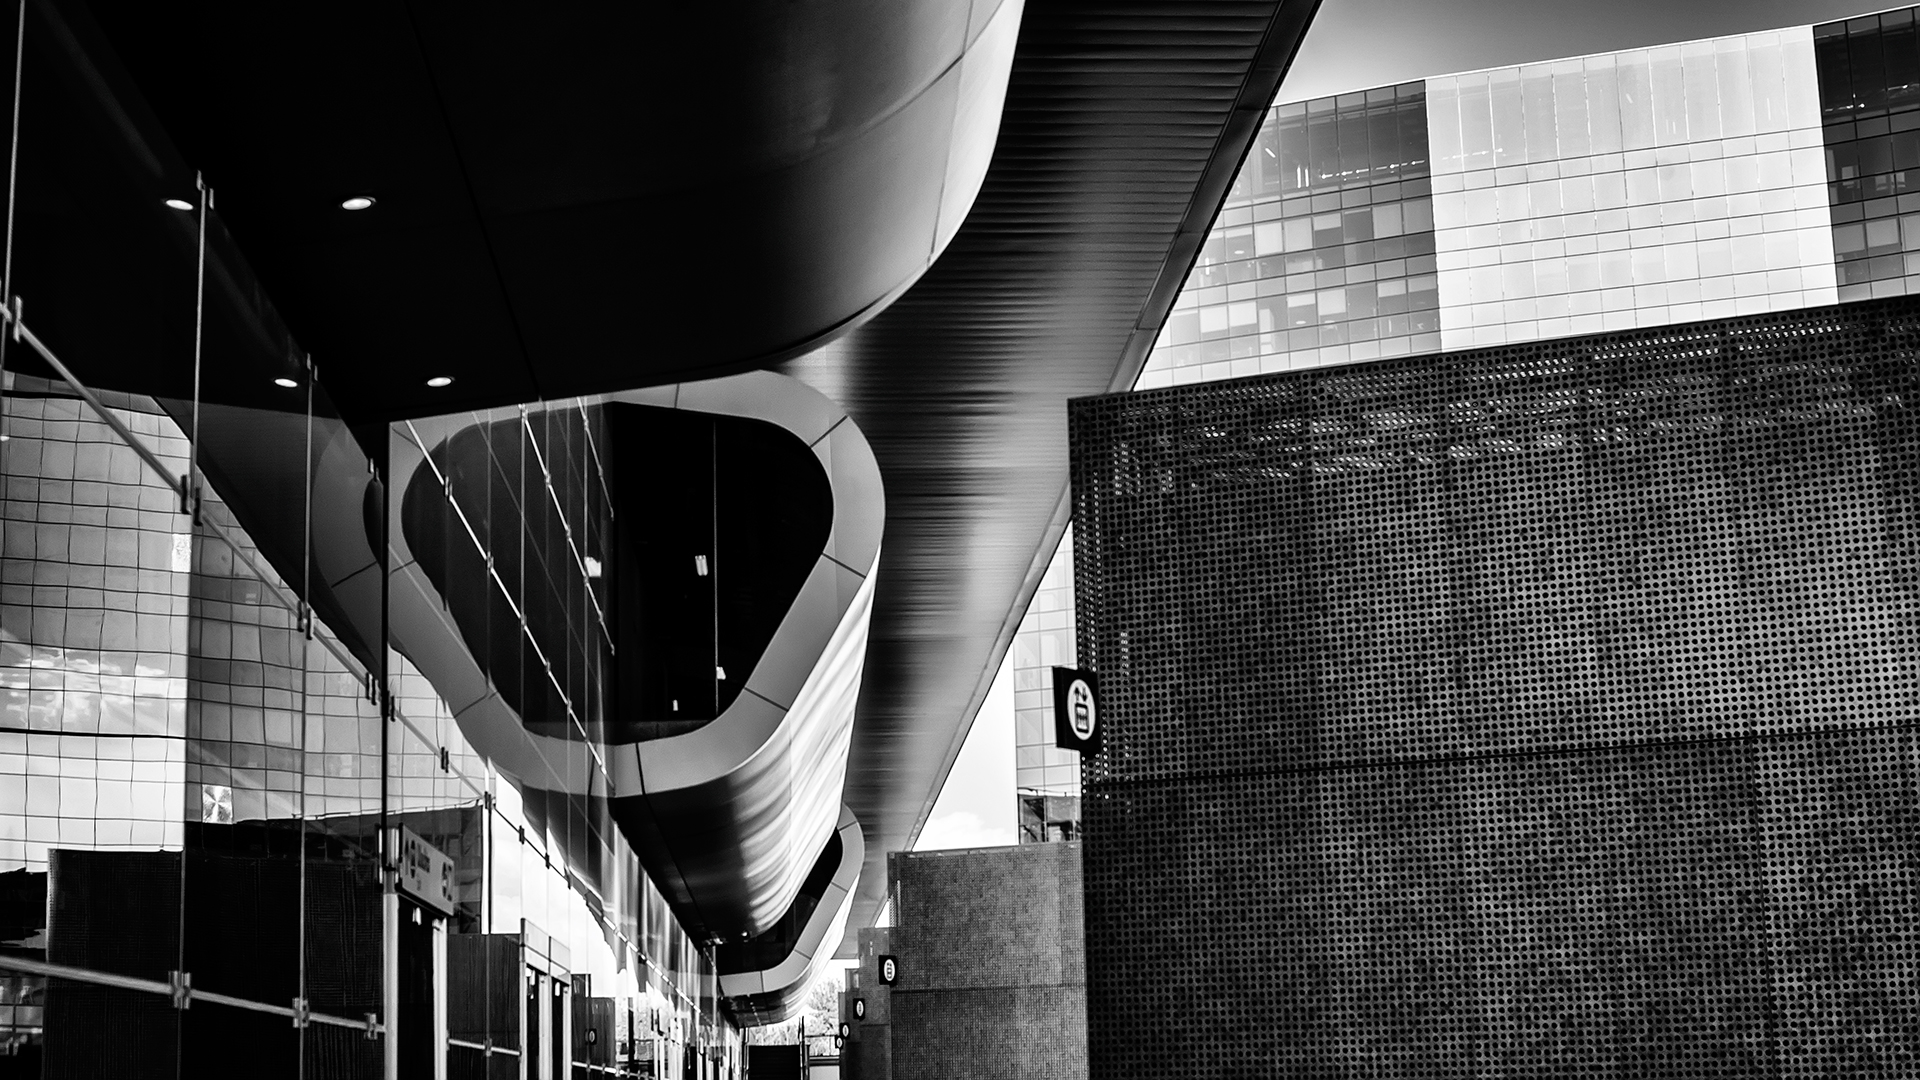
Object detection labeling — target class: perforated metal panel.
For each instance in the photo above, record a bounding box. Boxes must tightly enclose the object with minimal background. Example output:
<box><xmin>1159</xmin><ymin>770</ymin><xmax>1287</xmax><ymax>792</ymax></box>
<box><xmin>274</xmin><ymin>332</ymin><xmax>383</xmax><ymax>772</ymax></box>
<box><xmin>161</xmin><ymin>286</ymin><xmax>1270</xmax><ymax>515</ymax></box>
<box><xmin>1068</xmin><ymin>296</ymin><xmax>1920</xmax><ymax>1079</ymax></box>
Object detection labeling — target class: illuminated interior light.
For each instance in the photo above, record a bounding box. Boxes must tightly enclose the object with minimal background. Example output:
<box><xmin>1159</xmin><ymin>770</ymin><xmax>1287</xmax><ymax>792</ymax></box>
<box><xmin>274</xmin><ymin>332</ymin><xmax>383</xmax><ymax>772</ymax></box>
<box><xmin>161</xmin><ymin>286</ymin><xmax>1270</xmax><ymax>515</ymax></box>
<box><xmin>425</xmin><ymin>376</ymin><xmax>453</xmax><ymax>388</ymax></box>
<box><xmin>273</xmin><ymin>377</ymin><xmax>298</xmax><ymax>388</ymax></box>
<box><xmin>165</xmin><ymin>198</ymin><xmax>194</xmax><ymax>211</ymax></box>
<box><xmin>341</xmin><ymin>196</ymin><xmax>376</xmax><ymax>211</ymax></box>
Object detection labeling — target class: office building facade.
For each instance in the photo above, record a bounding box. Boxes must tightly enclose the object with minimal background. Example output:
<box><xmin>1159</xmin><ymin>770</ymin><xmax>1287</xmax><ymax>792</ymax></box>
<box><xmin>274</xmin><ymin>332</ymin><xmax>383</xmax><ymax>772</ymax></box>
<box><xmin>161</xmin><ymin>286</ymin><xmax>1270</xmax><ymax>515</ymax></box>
<box><xmin>839</xmin><ymin>842</ymin><xmax>1084</xmax><ymax>1080</ymax></box>
<box><xmin>1014</xmin><ymin>6</ymin><xmax>1920</xmax><ymax>840</ymax></box>
<box><xmin>1051</xmin><ymin>6</ymin><xmax>1920</xmax><ymax>1078</ymax></box>
<box><xmin>1012</xmin><ymin>528</ymin><xmax>1081</xmax><ymax>843</ymax></box>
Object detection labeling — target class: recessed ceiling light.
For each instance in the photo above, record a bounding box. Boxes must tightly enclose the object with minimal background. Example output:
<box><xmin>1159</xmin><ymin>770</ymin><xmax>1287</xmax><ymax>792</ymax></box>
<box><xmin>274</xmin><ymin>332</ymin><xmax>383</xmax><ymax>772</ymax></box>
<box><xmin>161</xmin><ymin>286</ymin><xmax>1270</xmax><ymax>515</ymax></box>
<box><xmin>273</xmin><ymin>377</ymin><xmax>298</xmax><ymax>388</ymax></box>
<box><xmin>341</xmin><ymin>196</ymin><xmax>375</xmax><ymax>211</ymax></box>
<box><xmin>425</xmin><ymin>375</ymin><xmax>453</xmax><ymax>388</ymax></box>
<box><xmin>165</xmin><ymin>198</ymin><xmax>194</xmax><ymax>211</ymax></box>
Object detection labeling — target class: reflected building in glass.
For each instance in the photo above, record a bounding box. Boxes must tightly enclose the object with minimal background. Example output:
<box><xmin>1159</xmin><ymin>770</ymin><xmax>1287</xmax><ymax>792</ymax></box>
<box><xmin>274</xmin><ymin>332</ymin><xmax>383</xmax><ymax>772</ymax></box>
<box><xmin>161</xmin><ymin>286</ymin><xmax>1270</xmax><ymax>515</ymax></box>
<box><xmin>1011</xmin><ymin>526</ymin><xmax>1078</xmax><ymax>844</ymax></box>
<box><xmin>0</xmin><ymin>1</ymin><xmax>886</xmax><ymax>1075</ymax></box>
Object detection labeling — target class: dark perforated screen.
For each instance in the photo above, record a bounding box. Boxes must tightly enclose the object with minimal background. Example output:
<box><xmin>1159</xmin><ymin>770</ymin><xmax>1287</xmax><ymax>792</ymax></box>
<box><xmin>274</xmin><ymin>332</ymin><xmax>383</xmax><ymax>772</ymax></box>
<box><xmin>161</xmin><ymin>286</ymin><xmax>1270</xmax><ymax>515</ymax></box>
<box><xmin>1068</xmin><ymin>296</ymin><xmax>1920</xmax><ymax>1079</ymax></box>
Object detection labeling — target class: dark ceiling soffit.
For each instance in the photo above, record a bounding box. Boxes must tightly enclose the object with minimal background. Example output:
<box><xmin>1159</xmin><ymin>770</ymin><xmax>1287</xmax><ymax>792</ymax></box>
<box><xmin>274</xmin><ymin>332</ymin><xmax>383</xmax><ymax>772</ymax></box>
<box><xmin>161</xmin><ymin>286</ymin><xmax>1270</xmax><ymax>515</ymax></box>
<box><xmin>298</xmin><ymin>45</ymin><xmax>934</xmax><ymax>426</ymax></box>
<box><xmin>546</xmin><ymin>257</ymin><xmax>932</xmax><ymax>420</ymax></box>
<box><xmin>898</xmin><ymin>0</ymin><xmax>1326</xmax><ymax>857</ymax></box>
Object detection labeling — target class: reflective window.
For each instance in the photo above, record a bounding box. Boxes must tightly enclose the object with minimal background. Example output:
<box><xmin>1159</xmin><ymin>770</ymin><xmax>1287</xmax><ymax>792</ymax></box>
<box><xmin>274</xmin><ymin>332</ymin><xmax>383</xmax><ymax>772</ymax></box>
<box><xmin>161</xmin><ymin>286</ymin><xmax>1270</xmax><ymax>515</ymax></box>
<box><xmin>0</xmin><ymin>4</ymin><xmax>740</xmax><ymax>1073</ymax></box>
<box><xmin>1431</xmin><ymin>26</ymin><xmax>1837</xmax><ymax>350</ymax></box>
<box><xmin>1817</xmin><ymin>8</ymin><xmax>1920</xmax><ymax>300</ymax></box>
<box><xmin>1012</xmin><ymin>527</ymin><xmax>1081</xmax><ymax>844</ymax></box>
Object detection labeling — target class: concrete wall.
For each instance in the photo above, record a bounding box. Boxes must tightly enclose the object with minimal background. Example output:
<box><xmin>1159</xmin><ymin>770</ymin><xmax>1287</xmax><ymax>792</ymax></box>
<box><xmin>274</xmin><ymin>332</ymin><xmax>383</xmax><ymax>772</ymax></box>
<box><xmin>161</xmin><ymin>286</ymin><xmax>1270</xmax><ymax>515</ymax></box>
<box><xmin>841</xmin><ymin>844</ymin><xmax>1085</xmax><ymax>1080</ymax></box>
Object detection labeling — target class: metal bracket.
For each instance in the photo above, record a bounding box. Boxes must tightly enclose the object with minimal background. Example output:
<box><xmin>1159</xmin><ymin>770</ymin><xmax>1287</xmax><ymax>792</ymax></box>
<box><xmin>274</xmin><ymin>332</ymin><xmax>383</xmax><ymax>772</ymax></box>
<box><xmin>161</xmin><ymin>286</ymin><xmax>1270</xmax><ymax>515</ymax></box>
<box><xmin>168</xmin><ymin>970</ymin><xmax>192</xmax><ymax>1010</ymax></box>
<box><xmin>179</xmin><ymin>476</ymin><xmax>202</xmax><ymax>522</ymax></box>
<box><xmin>291</xmin><ymin>997</ymin><xmax>310</xmax><ymax>1029</ymax></box>
<box><xmin>363</xmin><ymin>1013</ymin><xmax>380</xmax><ymax>1040</ymax></box>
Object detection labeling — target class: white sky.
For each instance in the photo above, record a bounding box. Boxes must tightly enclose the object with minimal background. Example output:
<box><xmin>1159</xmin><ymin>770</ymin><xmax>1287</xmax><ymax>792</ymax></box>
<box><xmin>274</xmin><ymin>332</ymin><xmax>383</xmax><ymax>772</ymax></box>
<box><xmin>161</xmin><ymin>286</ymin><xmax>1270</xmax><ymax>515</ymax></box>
<box><xmin>912</xmin><ymin>644</ymin><xmax>1018</xmax><ymax>851</ymax></box>
<box><xmin>1280</xmin><ymin>0</ymin><xmax>1890</xmax><ymax>104</ymax></box>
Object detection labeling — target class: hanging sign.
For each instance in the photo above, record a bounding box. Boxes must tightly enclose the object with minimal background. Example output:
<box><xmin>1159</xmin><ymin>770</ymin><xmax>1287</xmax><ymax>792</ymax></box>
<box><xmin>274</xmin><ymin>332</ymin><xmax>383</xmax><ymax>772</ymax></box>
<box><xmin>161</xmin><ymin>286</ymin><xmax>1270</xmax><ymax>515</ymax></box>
<box><xmin>1051</xmin><ymin>667</ymin><xmax>1102</xmax><ymax>755</ymax></box>
<box><xmin>877</xmin><ymin>954</ymin><xmax>899</xmax><ymax>986</ymax></box>
<box><xmin>391</xmin><ymin>825</ymin><xmax>456</xmax><ymax>916</ymax></box>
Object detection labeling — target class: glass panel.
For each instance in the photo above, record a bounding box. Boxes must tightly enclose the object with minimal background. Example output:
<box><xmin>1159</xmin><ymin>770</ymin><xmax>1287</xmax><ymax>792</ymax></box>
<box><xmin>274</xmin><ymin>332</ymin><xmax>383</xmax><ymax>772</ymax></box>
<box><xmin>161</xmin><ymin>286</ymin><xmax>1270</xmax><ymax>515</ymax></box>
<box><xmin>1427</xmin><ymin>77</ymin><xmax>1462</xmax><ymax>174</ymax></box>
<box><xmin>1338</xmin><ymin>101</ymin><xmax>1370</xmax><ymax>181</ymax></box>
<box><xmin>1848</xmin><ymin>14</ymin><xmax>1889</xmax><ymax>113</ymax></box>
<box><xmin>1617</xmin><ymin>50</ymin><xmax>1657</xmax><ymax>151</ymax></box>
<box><xmin>1751</xmin><ymin>33</ymin><xmax>1790</xmax><ymax>134</ymax></box>
<box><xmin>1520</xmin><ymin>64</ymin><xmax>1558</xmax><ymax>163</ymax></box>
<box><xmin>1490</xmin><ymin>68</ymin><xmax>1526</xmax><ymax>168</ymax></box>
<box><xmin>1459</xmin><ymin>73</ymin><xmax>1494</xmax><ymax>172</ymax></box>
<box><xmin>1276</xmin><ymin>105</ymin><xmax>1309</xmax><ymax>194</ymax></box>
<box><xmin>1884</xmin><ymin>12</ymin><xmax>1920</xmax><ymax>111</ymax></box>
<box><xmin>1552</xmin><ymin>60</ymin><xmax>1590</xmax><ymax>159</ymax></box>
<box><xmin>1586</xmin><ymin>53</ymin><xmax>1624</xmax><ymax>155</ymax></box>
<box><xmin>1649</xmin><ymin>45</ymin><xmax>1689</xmax><ymax>145</ymax></box>
<box><xmin>1717</xmin><ymin>37</ymin><xmax>1756</xmax><ymax>139</ymax></box>
<box><xmin>1682</xmin><ymin>41</ymin><xmax>1722</xmax><ymax>143</ymax></box>
<box><xmin>1815</xmin><ymin>22</ymin><xmax>1854</xmax><ymax>117</ymax></box>
<box><xmin>4</xmin><ymin>7</ymin><xmax>189</xmax><ymax>1072</ymax></box>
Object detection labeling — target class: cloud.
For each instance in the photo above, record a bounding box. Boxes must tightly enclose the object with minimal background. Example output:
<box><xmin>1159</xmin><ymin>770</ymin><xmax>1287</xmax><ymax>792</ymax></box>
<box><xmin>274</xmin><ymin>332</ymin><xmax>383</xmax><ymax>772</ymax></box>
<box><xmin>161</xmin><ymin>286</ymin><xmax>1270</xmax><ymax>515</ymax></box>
<box><xmin>914</xmin><ymin>809</ymin><xmax>1015</xmax><ymax>852</ymax></box>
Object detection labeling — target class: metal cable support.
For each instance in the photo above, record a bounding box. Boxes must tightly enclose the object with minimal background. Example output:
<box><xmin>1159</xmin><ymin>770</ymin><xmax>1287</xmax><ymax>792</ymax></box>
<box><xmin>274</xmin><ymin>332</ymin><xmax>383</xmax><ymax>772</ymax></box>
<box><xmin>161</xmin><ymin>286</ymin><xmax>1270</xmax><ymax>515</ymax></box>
<box><xmin>0</xmin><ymin>0</ymin><xmax>23</xmax><ymax>444</ymax></box>
<box><xmin>0</xmin><ymin>954</ymin><xmax>384</xmax><ymax>1036</ymax></box>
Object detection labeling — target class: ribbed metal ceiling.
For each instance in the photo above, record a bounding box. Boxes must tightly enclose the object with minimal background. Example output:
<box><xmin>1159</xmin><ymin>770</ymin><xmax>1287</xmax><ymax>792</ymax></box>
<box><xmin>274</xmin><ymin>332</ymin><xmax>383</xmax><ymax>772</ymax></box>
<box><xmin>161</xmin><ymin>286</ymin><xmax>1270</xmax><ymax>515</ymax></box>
<box><xmin>780</xmin><ymin>0</ymin><xmax>1321</xmax><ymax>941</ymax></box>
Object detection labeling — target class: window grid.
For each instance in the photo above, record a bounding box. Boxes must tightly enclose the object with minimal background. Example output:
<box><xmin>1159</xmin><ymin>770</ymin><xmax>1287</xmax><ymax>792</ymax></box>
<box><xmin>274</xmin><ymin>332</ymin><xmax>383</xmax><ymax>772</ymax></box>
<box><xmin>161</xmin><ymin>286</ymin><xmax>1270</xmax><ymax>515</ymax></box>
<box><xmin>1428</xmin><ymin>28</ymin><xmax>1837</xmax><ymax>351</ymax></box>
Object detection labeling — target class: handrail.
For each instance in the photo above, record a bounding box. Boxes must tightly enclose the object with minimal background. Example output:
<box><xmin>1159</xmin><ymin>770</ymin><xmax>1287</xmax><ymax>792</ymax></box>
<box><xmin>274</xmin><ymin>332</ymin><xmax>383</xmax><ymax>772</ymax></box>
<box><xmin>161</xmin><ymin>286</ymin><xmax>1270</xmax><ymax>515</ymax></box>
<box><xmin>0</xmin><ymin>953</ymin><xmax>383</xmax><ymax>1035</ymax></box>
<box><xmin>9</xmin><ymin>309</ymin><xmax>184</xmax><ymax>501</ymax></box>
<box><xmin>448</xmin><ymin>1036</ymin><xmax>522</xmax><ymax>1057</ymax></box>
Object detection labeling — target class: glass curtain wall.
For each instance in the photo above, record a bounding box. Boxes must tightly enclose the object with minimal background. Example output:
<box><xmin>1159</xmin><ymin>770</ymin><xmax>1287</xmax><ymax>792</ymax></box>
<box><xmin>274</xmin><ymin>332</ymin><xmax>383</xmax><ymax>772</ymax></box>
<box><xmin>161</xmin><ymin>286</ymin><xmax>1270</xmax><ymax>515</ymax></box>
<box><xmin>1817</xmin><ymin>8</ymin><xmax>1920</xmax><ymax>299</ymax></box>
<box><xmin>0</xmin><ymin>2</ymin><xmax>739</xmax><ymax>1078</ymax></box>
<box><xmin>1012</xmin><ymin>526</ymin><xmax>1079</xmax><ymax>843</ymax></box>
<box><xmin>1426</xmin><ymin>27</ymin><xmax>1834</xmax><ymax>350</ymax></box>
<box><xmin>1139</xmin><ymin>81</ymin><xmax>1438</xmax><ymax>388</ymax></box>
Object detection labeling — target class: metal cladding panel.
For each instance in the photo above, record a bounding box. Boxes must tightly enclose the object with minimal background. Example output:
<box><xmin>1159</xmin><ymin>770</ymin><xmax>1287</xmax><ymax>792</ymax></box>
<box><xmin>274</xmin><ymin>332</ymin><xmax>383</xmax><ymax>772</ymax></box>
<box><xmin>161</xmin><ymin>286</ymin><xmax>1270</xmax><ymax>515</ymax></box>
<box><xmin>387</xmin><ymin>371</ymin><xmax>881</xmax><ymax>944</ymax></box>
<box><xmin>1067</xmin><ymin>296</ymin><xmax>1920</xmax><ymax>1079</ymax></box>
<box><xmin>720</xmin><ymin>807</ymin><xmax>865</xmax><ymax>1024</ymax></box>
<box><xmin>782</xmin><ymin>0</ymin><xmax>1324</xmax><ymax>947</ymax></box>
